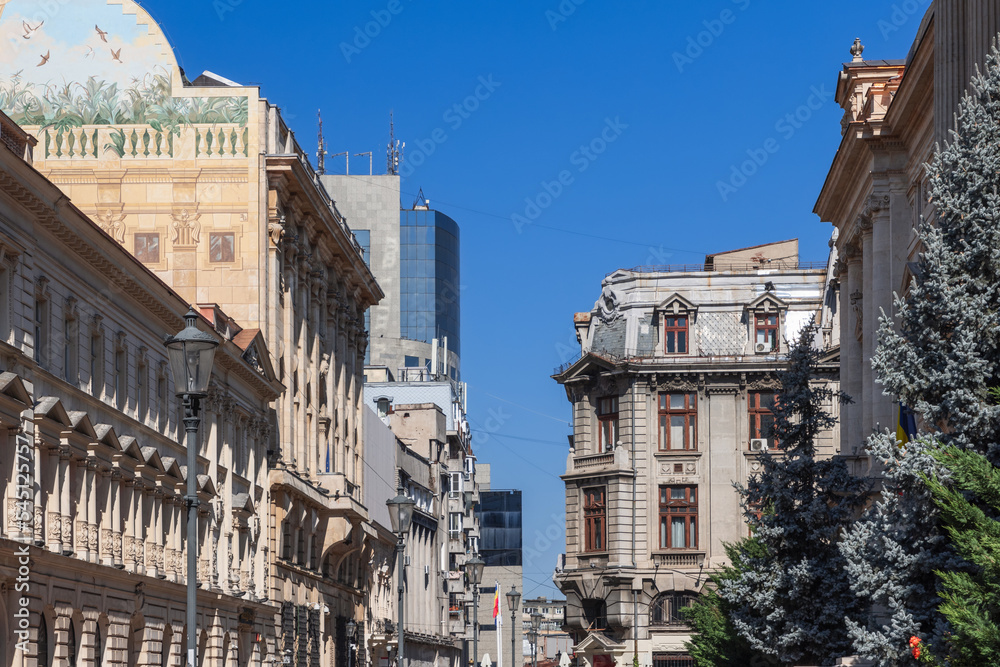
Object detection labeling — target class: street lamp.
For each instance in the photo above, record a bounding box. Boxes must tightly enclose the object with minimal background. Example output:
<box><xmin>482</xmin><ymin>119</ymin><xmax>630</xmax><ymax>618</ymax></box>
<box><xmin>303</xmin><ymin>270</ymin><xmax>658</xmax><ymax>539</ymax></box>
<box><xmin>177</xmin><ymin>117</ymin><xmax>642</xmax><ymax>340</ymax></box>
<box><xmin>164</xmin><ymin>307</ymin><xmax>219</xmax><ymax>667</ymax></box>
<box><xmin>387</xmin><ymin>488</ymin><xmax>416</xmax><ymax>667</ymax></box>
<box><xmin>506</xmin><ymin>586</ymin><xmax>520</xmax><ymax>667</ymax></box>
<box><xmin>464</xmin><ymin>555</ymin><xmax>485</xmax><ymax>667</ymax></box>
<box><xmin>530</xmin><ymin>613</ymin><xmax>543</xmax><ymax>667</ymax></box>
<box><xmin>347</xmin><ymin>619</ymin><xmax>358</xmax><ymax>667</ymax></box>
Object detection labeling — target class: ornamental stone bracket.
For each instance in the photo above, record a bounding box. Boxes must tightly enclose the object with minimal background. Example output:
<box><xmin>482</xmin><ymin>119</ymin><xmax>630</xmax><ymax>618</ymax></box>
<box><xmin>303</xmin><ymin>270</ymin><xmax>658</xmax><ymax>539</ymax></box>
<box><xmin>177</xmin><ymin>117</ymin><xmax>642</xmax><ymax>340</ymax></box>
<box><xmin>170</xmin><ymin>209</ymin><xmax>202</xmax><ymax>248</ymax></box>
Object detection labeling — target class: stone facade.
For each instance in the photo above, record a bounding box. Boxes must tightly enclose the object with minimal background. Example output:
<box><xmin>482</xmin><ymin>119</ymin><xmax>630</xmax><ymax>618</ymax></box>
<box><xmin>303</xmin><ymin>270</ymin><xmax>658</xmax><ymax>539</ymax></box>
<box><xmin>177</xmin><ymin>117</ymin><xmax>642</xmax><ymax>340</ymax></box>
<box><xmin>0</xmin><ymin>2</ymin><xmax>384</xmax><ymax>666</ymax></box>
<box><xmin>813</xmin><ymin>2</ymin><xmax>1000</xmax><ymax>460</ymax></box>
<box><xmin>0</xmin><ymin>108</ymin><xmax>281</xmax><ymax>665</ymax></box>
<box><xmin>552</xmin><ymin>242</ymin><xmax>838</xmax><ymax>666</ymax></box>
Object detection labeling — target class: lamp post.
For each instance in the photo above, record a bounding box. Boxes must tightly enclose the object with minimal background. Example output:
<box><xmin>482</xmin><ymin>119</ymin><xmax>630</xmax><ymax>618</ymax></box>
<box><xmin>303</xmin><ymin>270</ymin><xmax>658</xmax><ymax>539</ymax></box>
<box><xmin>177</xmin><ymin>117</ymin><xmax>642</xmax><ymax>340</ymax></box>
<box><xmin>530</xmin><ymin>612</ymin><xmax>542</xmax><ymax>667</ymax></box>
<box><xmin>387</xmin><ymin>488</ymin><xmax>415</xmax><ymax>667</ymax></box>
<box><xmin>347</xmin><ymin>619</ymin><xmax>358</xmax><ymax>667</ymax></box>
<box><xmin>506</xmin><ymin>586</ymin><xmax>520</xmax><ymax>667</ymax></box>
<box><xmin>464</xmin><ymin>555</ymin><xmax>485</xmax><ymax>667</ymax></box>
<box><xmin>164</xmin><ymin>307</ymin><xmax>219</xmax><ymax>667</ymax></box>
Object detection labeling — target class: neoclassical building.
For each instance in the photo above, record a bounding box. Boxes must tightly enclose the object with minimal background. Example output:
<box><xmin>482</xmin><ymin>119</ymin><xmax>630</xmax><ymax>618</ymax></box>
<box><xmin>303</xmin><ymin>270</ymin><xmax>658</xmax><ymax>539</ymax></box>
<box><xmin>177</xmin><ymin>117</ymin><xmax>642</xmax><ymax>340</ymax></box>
<box><xmin>552</xmin><ymin>241</ymin><xmax>839</xmax><ymax>667</ymax></box>
<box><xmin>814</xmin><ymin>1</ymin><xmax>1000</xmax><ymax>458</ymax></box>
<box><xmin>0</xmin><ymin>1</ymin><xmax>383</xmax><ymax>665</ymax></box>
<box><xmin>0</xmin><ymin>108</ymin><xmax>281</xmax><ymax>665</ymax></box>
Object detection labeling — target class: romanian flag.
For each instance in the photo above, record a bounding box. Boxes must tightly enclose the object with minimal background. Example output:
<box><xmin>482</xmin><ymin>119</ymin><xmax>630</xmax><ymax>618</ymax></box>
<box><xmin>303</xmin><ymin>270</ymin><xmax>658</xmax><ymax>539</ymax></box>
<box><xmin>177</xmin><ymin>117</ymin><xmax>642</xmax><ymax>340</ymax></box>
<box><xmin>897</xmin><ymin>403</ymin><xmax>917</xmax><ymax>446</ymax></box>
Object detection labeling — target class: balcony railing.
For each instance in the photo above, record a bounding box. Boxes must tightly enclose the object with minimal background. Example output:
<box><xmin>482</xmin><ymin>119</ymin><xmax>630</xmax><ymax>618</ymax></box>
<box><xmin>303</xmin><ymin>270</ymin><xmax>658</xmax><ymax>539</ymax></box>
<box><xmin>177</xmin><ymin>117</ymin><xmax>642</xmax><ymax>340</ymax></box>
<box><xmin>33</xmin><ymin>123</ymin><xmax>248</xmax><ymax>161</ymax></box>
<box><xmin>573</xmin><ymin>452</ymin><xmax>615</xmax><ymax>470</ymax></box>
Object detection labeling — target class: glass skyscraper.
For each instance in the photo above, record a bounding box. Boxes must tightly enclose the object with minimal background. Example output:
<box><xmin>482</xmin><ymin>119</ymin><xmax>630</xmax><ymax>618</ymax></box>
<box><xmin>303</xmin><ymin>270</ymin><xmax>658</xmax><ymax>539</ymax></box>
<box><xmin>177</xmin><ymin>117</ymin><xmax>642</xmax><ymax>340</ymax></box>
<box><xmin>400</xmin><ymin>209</ymin><xmax>461</xmax><ymax>357</ymax></box>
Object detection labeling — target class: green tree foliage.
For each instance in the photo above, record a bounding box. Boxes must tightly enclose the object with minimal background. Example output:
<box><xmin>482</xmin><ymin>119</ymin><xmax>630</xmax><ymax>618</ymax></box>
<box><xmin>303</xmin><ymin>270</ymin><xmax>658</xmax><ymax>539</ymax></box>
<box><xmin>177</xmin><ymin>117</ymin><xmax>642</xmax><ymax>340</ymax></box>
<box><xmin>923</xmin><ymin>446</ymin><xmax>1000</xmax><ymax>664</ymax></box>
<box><xmin>682</xmin><ymin>539</ymin><xmax>774</xmax><ymax>667</ymax></box>
<box><xmin>718</xmin><ymin>319</ymin><xmax>866</xmax><ymax>665</ymax></box>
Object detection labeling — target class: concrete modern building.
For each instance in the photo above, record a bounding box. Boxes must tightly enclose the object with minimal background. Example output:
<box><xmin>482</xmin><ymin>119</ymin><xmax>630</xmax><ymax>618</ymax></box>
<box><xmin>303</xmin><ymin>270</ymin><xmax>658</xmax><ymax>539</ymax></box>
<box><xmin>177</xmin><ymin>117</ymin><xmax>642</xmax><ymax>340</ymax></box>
<box><xmin>0</xmin><ymin>1</ymin><xmax>384</xmax><ymax>665</ymax></box>
<box><xmin>551</xmin><ymin>241</ymin><xmax>839</xmax><ymax>667</ymax></box>
<box><xmin>322</xmin><ymin>175</ymin><xmax>462</xmax><ymax>380</ymax></box>
<box><xmin>0</xmin><ymin>107</ymin><xmax>282</xmax><ymax>665</ymax></box>
<box><xmin>474</xmin><ymin>465</ymin><xmax>523</xmax><ymax>667</ymax></box>
<box><xmin>814</xmin><ymin>1</ymin><xmax>1000</xmax><ymax>461</ymax></box>
<box><xmin>521</xmin><ymin>598</ymin><xmax>572</xmax><ymax>663</ymax></box>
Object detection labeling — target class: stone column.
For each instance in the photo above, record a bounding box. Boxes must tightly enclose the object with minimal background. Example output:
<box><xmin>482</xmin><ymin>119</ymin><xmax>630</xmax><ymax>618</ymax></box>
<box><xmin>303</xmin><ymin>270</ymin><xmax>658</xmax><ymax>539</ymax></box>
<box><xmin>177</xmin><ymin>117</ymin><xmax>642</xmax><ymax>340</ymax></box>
<box><xmin>844</xmin><ymin>242</ymin><xmax>864</xmax><ymax>455</ymax></box>
<box><xmin>869</xmin><ymin>194</ymin><xmax>895</xmax><ymax>433</ymax></box>
<box><xmin>86</xmin><ymin>461</ymin><xmax>99</xmax><ymax>563</ymax></box>
<box><xmin>859</xmin><ymin>216</ymin><xmax>875</xmax><ymax>438</ymax></box>
<box><xmin>76</xmin><ymin>459</ymin><xmax>90</xmax><ymax>559</ymax></box>
<box><xmin>111</xmin><ymin>471</ymin><xmax>123</xmax><ymax>568</ymax></box>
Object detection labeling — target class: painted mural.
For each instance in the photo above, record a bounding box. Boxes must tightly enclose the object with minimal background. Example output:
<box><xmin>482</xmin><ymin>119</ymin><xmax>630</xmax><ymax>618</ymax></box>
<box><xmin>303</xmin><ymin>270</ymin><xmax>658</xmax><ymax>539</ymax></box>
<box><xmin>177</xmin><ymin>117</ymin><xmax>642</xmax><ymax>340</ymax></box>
<box><xmin>0</xmin><ymin>0</ymin><xmax>247</xmax><ymax>138</ymax></box>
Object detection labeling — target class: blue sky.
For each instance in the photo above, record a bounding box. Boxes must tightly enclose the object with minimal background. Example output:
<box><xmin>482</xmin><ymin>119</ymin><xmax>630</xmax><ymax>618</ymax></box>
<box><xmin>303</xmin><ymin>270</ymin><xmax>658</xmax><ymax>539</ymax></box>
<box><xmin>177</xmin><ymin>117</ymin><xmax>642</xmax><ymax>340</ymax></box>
<box><xmin>143</xmin><ymin>0</ymin><xmax>929</xmax><ymax>598</ymax></box>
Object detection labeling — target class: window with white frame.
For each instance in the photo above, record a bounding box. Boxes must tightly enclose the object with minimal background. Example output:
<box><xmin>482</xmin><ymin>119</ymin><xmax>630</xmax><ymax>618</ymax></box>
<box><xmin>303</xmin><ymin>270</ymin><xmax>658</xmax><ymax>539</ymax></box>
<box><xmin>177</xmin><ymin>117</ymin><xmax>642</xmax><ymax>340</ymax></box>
<box><xmin>449</xmin><ymin>512</ymin><xmax>463</xmax><ymax>536</ymax></box>
<box><xmin>449</xmin><ymin>471</ymin><xmax>464</xmax><ymax>498</ymax></box>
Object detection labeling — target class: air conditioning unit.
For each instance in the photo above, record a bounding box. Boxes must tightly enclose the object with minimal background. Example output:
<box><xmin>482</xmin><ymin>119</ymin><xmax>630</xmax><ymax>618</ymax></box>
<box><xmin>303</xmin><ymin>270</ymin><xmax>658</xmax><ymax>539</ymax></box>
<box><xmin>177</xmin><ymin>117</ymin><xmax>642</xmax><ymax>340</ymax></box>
<box><xmin>750</xmin><ymin>438</ymin><xmax>769</xmax><ymax>452</ymax></box>
<box><xmin>755</xmin><ymin>342</ymin><xmax>769</xmax><ymax>353</ymax></box>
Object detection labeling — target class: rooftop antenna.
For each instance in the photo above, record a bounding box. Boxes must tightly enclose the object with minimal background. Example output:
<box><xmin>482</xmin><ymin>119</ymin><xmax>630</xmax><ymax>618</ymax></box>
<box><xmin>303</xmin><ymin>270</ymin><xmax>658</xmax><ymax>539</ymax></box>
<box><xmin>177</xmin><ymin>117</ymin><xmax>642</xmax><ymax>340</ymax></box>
<box><xmin>355</xmin><ymin>152</ymin><xmax>373</xmax><ymax>175</ymax></box>
<box><xmin>413</xmin><ymin>188</ymin><xmax>429</xmax><ymax>209</ymax></box>
<box><xmin>317</xmin><ymin>109</ymin><xmax>327</xmax><ymax>175</ymax></box>
<box><xmin>331</xmin><ymin>151</ymin><xmax>349</xmax><ymax>175</ymax></box>
<box><xmin>387</xmin><ymin>111</ymin><xmax>404</xmax><ymax>175</ymax></box>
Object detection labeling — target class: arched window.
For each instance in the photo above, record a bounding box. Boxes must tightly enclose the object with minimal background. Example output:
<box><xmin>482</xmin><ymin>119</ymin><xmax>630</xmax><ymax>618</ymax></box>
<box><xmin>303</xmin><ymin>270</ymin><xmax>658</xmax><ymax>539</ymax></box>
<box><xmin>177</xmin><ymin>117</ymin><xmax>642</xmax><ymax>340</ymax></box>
<box><xmin>95</xmin><ymin>621</ymin><xmax>104</xmax><ymax>667</ymax></box>
<box><xmin>650</xmin><ymin>593</ymin><xmax>697</xmax><ymax>627</ymax></box>
<box><xmin>37</xmin><ymin>615</ymin><xmax>49</xmax><ymax>667</ymax></box>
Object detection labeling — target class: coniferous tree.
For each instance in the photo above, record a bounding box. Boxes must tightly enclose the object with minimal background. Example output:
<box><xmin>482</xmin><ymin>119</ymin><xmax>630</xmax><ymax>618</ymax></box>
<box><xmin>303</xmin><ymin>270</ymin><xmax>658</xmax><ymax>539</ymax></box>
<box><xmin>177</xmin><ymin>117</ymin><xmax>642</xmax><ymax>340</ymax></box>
<box><xmin>923</xmin><ymin>445</ymin><xmax>1000</xmax><ymax>664</ymax></box>
<box><xmin>718</xmin><ymin>319</ymin><xmax>866</xmax><ymax>665</ymax></box>
<box><xmin>682</xmin><ymin>539</ymin><xmax>774</xmax><ymax>667</ymax></box>
<box><xmin>841</xmin><ymin>39</ymin><xmax>1000</xmax><ymax>665</ymax></box>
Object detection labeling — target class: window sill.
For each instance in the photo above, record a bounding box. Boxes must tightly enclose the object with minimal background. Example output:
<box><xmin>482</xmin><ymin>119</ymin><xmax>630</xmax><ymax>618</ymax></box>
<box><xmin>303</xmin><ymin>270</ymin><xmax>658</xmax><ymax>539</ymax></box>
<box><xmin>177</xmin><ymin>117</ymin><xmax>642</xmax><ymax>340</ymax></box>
<box><xmin>653</xmin><ymin>450</ymin><xmax>703</xmax><ymax>457</ymax></box>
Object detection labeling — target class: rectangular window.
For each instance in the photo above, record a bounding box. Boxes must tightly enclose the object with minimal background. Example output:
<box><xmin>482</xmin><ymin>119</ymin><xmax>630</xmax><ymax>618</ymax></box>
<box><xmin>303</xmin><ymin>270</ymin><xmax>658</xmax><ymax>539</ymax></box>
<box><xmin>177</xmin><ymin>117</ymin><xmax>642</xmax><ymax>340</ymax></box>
<box><xmin>404</xmin><ymin>355</ymin><xmax>420</xmax><ymax>368</ymax></box>
<box><xmin>63</xmin><ymin>313</ymin><xmax>78</xmax><ymax>383</ymax></box>
<box><xmin>449</xmin><ymin>512</ymin><xmax>463</xmax><ymax>536</ymax></box>
<box><xmin>652</xmin><ymin>655</ymin><xmax>693</xmax><ymax>667</ymax></box>
<box><xmin>114</xmin><ymin>347</ymin><xmax>126</xmax><ymax>410</ymax></box>
<box><xmin>134</xmin><ymin>233</ymin><xmax>160</xmax><ymax>263</ymax></box>
<box><xmin>449</xmin><ymin>471</ymin><xmax>464</xmax><ymax>498</ymax></box>
<box><xmin>755</xmin><ymin>314</ymin><xmax>779</xmax><ymax>352</ymax></box>
<box><xmin>664</xmin><ymin>316</ymin><xmax>688</xmax><ymax>354</ymax></box>
<box><xmin>651</xmin><ymin>593</ymin><xmax>698</xmax><ymax>627</ymax></box>
<box><xmin>658</xmin><ymin>393</ymin><xmax>697</xmax><ymax>451</ymax></box>
<box><xmin>90</xmin><ymin>331</ymin><xmax>103</xmax><ymax>397</ymax></box>
<box><xmin>583</xmin><ymin>486</ymin><xmax>607</xmax><ymax>553</ymax></box>
<box><xmin>597</xmin><ymin>396</ymin><xmax>619</xmax><ymax>451</ymax></box>
<box><xmin>157</xmin><ymin>374</ymin><xmax>167</xmax><ymax>431</ymax></box>
<box><xmin>749</xmin><ymin>392</ymin><xmax>776</xmax><ymax>444</ymax></box>
<box><xmin>137</xmin><ymin>361</ymin><xmax>148</xmax><ymax>422</ymax></box>
<box><xmin>33</xmin><ymin>298</ymin><xmax>47</xmax><ymax>365</ymax></box>
<box><xmin>209</xmin><ymin>232</ymin><xmax>235</xmax><ymax>263</ymax></box>
<box><xmin>659</xmin><ymin>485</ymin><xmax>698</xmax><ymax>550</ymax></box>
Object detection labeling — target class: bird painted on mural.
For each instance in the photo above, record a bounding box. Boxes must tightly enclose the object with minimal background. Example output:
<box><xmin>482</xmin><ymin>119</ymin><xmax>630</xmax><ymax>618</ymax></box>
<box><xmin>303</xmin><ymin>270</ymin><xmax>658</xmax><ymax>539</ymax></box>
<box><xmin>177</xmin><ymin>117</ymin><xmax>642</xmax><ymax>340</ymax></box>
<box><xmin>12</xmin><ymin>69</ymin><xmax>22</xmax><ymax>78</ymax></box>
<box><xmin>95</xmin><ymin>25</ymin><xmax>108</xmax><ymax>42</ymax></box>
<box><xmin>22</xmin><ymin>19</ymin><xmax>42</xmax><ymax>39</ymax></box>
<box><xmin>85</xmin><ymin>46</ymin><xmax>94</xmax><ymax>59</ymax></box>
<box><xmin>111</xmin><ymin>48</ymin><xmax>122</xmax><ymax>63</ymax></box>
<box><xmin>37</xmin><ymin>50</ymin><xmax>50</xmax><ymax>67</ymax></box>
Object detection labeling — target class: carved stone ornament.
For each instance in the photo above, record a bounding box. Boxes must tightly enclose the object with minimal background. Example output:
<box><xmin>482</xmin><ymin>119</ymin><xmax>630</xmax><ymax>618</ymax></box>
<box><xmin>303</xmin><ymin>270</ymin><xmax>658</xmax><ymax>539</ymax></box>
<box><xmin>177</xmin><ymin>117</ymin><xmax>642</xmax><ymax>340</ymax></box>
<box><xmin>655</xmin><ymin>375</ymin><xmax>698</xmax><ymax>392</ymax></box>
<box><xmin>595</xmin><ymin>285</ymin><xmax>623</xmax><ymax>324</ymax></box>
<box><xmin>268</xmin><ymin>216</ymin><xmax>286</xmax><ymax>247</ymax></box>
<box><xmin>747</xmin><ymin>375</ymin><xmax>782</xmax><ymax>391</ymax></box>
<box><xmin>96</xmin><ymin>210</ymin><xmax>127</xmax><ymax>244</ymax></box>
<box><xmin>864</xmin><ymin>193</ymin><xmax>890</xmax><ymax>217</ymax></box>
<box><xmin>171</xmin><ymin>210</ymin><xmax>202</xmax><ymax>247</ymax></box>
<box><xmin>243</xmin><ymin>344</ymin><xmax>265</xmax><ymax>376</ymax></box>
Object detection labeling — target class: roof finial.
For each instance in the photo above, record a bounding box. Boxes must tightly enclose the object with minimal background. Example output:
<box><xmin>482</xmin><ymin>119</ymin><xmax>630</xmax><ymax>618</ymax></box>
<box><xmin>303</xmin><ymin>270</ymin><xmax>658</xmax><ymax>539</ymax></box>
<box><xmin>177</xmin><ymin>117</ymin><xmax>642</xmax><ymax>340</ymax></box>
<box><xmin>850</xmin><ymin>37</ymin><xmax>865</xmax><ymax>62</ymax></box>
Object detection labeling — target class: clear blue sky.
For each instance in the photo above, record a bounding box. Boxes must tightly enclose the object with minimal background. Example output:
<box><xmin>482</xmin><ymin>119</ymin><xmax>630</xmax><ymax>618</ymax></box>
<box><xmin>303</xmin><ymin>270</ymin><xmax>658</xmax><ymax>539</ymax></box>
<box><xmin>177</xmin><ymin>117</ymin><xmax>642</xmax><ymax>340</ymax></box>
<box><xmin>145</xmin><ymin>0</ymin><xmax>928</xmax><ymax>598</ymax></box>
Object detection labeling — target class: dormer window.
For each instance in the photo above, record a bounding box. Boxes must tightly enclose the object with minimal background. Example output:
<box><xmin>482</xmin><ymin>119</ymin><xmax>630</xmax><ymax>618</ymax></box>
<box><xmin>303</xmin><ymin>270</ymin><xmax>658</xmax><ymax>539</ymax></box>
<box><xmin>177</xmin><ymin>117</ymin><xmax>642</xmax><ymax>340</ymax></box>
<box><xmin>745</xmin><ymin>292</ymin><xmax>788</xmax><ymax>355</ymax></box>
<box><xmin>656</xmin><ymin>293</ymin><xmax>697</xmax><ymax>357</ymax></box>
<box><xmin>664</xmin><ymin>316</ymin><xmax>688</xmax><ymax>354</ymax></box>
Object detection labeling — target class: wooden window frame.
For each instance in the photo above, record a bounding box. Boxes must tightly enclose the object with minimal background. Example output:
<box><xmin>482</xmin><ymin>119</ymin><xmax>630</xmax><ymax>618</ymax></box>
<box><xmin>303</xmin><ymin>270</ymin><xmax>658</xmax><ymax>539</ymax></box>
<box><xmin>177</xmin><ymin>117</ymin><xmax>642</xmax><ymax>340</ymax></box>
<box><xmin>663</xmin><ymin>315</ymin><xmax>689</xmax><ymax>355</ymax></box>
<box><xmin>134</xmin><ymin>233</ymin><xmax>160</xmax><ymax>264</ymax></box>
<box><xmin>658</xmin><ymin>393</ymin><xmax>698</xmax><ymax>451</ymax></box>
<box><xmin>209</xmin><ymin>232</ymin><xmax>236</xmax><ymax>263</ymax></box>
<box><xmin>659</xmin><ymin>485</ymin><xmax>698</xmax><ymax>550</ymax></box>
<box><xmin>583</xmin><ymin>486</ymin><xmax>607</xmax><ymax>553</ymax></box>
<box><xmin>754</xmin><ymin>314</ymin><xmax>779</xmax><ymax>353</ymax></box>
<box><xmin>597</xmin><ymin>396</ymin><xmax>619</xmax><ymax>452</ymax></box>
<box><xmin>748</xmin><ymin>391</ymin><xmax>777</xmax><ymax>445</ymax></box>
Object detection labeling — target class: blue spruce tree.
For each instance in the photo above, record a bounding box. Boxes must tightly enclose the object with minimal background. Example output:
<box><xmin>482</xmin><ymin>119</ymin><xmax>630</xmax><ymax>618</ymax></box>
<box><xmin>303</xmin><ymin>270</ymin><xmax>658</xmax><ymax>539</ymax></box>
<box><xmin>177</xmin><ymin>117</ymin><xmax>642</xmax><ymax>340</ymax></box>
<box><xmin>840</xmin><ymin>38</ymin><xmax>1000</xmax><ymax>665</ymax></box>
<box><xmin>718</xmin><ymin>319</ymin><xmax>865</xmax><ymax>665</ymax></box>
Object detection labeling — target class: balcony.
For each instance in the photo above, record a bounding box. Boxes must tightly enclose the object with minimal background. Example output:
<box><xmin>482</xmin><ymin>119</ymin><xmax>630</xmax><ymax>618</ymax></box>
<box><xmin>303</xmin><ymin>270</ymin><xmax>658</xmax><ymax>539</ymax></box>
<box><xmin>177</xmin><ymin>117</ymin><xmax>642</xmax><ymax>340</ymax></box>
<box><xmin>33</xmin><ymin>123</ymin><xmax>248</xmax><ymax>161</ymax></box>
<box><xmin>564</xmin><ymin>446</ymin><xmax>632</xmax><ymax>479</ymax></box>
<box><xmin>652</xmin><ymin>551</ymin><xmax>705</xmax><ymax>568</ymax></box>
